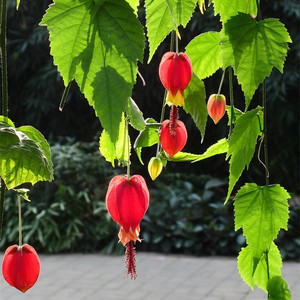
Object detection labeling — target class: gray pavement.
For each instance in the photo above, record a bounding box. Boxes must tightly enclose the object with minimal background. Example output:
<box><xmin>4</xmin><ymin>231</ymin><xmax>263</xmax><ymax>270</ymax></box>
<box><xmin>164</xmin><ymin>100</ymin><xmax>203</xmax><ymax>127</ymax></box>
<box><xmin>0</xmin><ymin>252</ymin><xmax>299</xmax><ymax>300</ymax></box>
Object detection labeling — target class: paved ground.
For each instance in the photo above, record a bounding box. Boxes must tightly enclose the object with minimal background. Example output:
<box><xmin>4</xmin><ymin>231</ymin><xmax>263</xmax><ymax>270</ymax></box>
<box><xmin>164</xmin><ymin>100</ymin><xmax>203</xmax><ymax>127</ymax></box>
<box><xmin>0</xmin><ymin>252</ymin><xmax>298</xmax><ymax>300</ymax></box>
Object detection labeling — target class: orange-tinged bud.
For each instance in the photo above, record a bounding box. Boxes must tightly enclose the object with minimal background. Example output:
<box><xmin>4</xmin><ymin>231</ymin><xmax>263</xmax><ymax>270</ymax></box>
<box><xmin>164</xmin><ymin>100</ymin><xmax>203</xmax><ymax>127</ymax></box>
<box><xmin>148</xmin><ymin>157</ymin><xmax>163</xmax><ymax>181</ymax></box>
<box><xmin>159</xmin><ymin>52</ymin><xmax>193</xmax><ymax>106</ymax></box>
<box><xmin>207</xmin><ymin>94</ymin><xmax>226</xmax><ymax>124</ymax></box>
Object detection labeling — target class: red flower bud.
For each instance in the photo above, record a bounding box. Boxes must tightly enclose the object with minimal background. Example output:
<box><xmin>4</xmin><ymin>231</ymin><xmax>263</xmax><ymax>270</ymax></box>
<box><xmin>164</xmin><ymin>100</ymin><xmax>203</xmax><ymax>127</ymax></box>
<box><xmin>2</xmin><ymin>244</ymin><xmax>40</xmax><ymax>293</ymax></box>
<box><xmin>159</xmin><ymin>52</ymin><xmax>192</xmax><ymax>106</ymax></box>
<box><xmin>160</xmin><ymin>119</ymin><xmax>187</xmax><ymax>158</ymax></box>
<box><xmin>106</xmin><ymin>175</ymin><xmax>149</xmax><ymax>247</ymax></box>
<box><xmin>207</xmin><ymin>94</ymin><xmax>226</xmax><ymax>124</ymax></box>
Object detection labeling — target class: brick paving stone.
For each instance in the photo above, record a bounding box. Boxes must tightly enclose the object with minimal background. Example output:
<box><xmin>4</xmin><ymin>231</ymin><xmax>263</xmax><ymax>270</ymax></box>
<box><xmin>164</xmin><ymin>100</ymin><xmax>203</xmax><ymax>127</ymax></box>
<box><xmin>0</xmin><ymin>252</ymin><xmax>298</xmax><ymax>300</ymax></box>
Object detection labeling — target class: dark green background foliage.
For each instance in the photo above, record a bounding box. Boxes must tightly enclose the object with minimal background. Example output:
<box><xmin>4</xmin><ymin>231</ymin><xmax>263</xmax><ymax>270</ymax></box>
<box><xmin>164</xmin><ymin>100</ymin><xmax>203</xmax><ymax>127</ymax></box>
<box><xmin>1</xmin><ymin>140</ymin><xmax>299</xmax><ymax>259</ymax></box>
<box><xmin>2</xmin><ymin>0</ymin><xmax>299</xmax><ymax>256</ymax></box>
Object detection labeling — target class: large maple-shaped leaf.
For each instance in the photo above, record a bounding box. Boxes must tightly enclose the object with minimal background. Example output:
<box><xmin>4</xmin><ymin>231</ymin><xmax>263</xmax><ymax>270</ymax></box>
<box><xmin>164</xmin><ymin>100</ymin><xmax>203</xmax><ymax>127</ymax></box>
<box><xmin>186</xmin><ymin>32</ymin><xmax>222</xmax><ymax>79</ymax></box>
<box><xmin>41</xmin><ymin>0</ymin><xmax>145</xmax><ymax>142</ymax></box>
<box><xmin>238</xmin><ymin>242</ymin><xmax>282</xmax><ymax>292</ymax></box>
<box><xmin>213</xmin><ymin>0</ymin><xmax>257</xmax><ymax>23</ymax></box>
<box><xmin>145</xmin><ymin>0</ymin><xmax>197</xmax><ymax>62</ymax></box>
<box><xmin>234</xmin><ymin>183</ymin><xmax>290</xmax><ymax>258</ymax></box>
<box><xmin>225</xmin><ymin>107</ymin><xmax>262</xmax><ymax>203</ymax></box>
<box><xmin>184</xmin><ymin>73</ymin><xmax>207</xmax><ymax>141</ymax></box>
<box><xmin>0</xmin><ymin>117</ymin><xmax>53</xmax><ymax>189</ymax></box>
<box><xmin>221</xmin><ymin>13</ymin><xmax>291</xmax><ymax>109</ymax></box>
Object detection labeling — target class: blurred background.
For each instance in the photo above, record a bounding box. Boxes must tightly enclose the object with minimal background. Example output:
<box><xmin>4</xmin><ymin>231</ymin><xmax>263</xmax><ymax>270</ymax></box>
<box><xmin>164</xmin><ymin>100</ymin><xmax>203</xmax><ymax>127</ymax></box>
<box><xmin>1</xmin><ymin>0</ymin><xmax>299</xmax><ymax>260</ymax></box>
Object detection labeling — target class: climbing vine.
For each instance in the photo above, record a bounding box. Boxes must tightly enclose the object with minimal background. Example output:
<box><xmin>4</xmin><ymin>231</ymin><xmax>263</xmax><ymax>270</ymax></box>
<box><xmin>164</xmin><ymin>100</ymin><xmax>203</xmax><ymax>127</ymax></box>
<box><xmin>0</xmin><ymin>0</ymin><xmax>292</xmax><ymax>298</ymax></box>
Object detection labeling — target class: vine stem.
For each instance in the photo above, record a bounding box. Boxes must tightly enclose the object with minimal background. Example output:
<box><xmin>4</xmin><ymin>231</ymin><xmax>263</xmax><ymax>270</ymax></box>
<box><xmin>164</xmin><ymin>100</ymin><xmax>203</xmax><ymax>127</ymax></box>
<box><xmin>217</xmin><ymin>68</ymin><xmax>226</xmax><ymax>96</ymax></box>
<box><xmin>228</xmin><ymin>67</ymin><xmax>235</xmax><ymax>137</ymax></box>
<box><xmin>0</xmin><ymin>0</ymin><xmax>8</xmax><ymax>241</ymax></box>
<box><xmin>125</xmin><ymin>114</ymin><xmax>131</xmax><ymax>181</ymax></box>
<box><xmin>59</xmin><ymin>81</ymin><xmax>72</xmax><ymax>111</ymax></box>
<box><xmin>18</xmin><ymin>196</ymin><xmax>22</xmax><ymax>246</ymax></box>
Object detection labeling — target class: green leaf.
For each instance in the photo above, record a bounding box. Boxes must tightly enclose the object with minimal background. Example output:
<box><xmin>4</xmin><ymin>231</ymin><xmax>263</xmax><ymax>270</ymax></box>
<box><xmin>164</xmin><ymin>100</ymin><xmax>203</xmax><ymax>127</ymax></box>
<box><xmin>213</xmin><ymin>0</ymin><xmax>257</xmax><ymax>23</ymax></box>
<box><xmin>170</xmin><ymin>138</ymin><xmax>228</xmax><ymax>162</ymax></box>
<box><xmin>12</xmin><ymin>188</ymin><xmax>31</xmax><ymax>202</ymax></box>
<box><xmin>234</xmin><ymin>183</ymin><xmax>290</xmax><ymax>258</ymax></box>
<box><xmin>41</xmin><ymin>0</ymin><xmax>145</xmax><ymax>142</ymax></box>
<box><xmin>268</xmin><ymin>276</ymin><xmax>291</xmax><ymax>300</ymax></box>
<box><xmin>18</xmin><ymin>126</ymin><xmax>52</xmax><ymax>168</ymax></box>
<box><xmin>125</xmin><ymin>0</ymin><xmax>139</xmax><ymax>12</ymax></box>
<box><xmin>186</xmin><ymin>32</ymin><xmax>222</xmax><ymax>79</ymax></box>
<box><xmin>184</xmin><ymin>73</ymin><xmax>207</xmax><ymax>141</ymax></box>
<box><xmin>238</xmin><ymin>242</ymin><xmax>282</xmax><ymax>292</ymax></box>
<box><xmin>99</xmin><ymin>114</ymin><xmax>130</xmax><ymax>167</ymax></box>
<box><xmin>226</xmin><ymin>105</ymin><xmax>243</xmax><ymax>126</ymax></box>
<box><xmin>134</xmin><ymin>118</ymin><xmax>160</xmax><ymax>164</ymax></box>
<box><xmin>0</xmin><ymin>115</ymin><xmax>15</xmax><ymax>127</ymax></box>
<box><xmin>0</xmin><ymin>121</ymin><xmax>53</xmax><ymax>189</ymax></box>
<box><xmin>221</xmin><ymin>14</ymin><xmax>292</xmax><ymax>109</ymax></box>
<box><xmin>225</xmin><ymin>107</ymin><xmax>262</xmax><ymax>203</ymax></box>
<box><xmin>145</xmin><ymin>0</ymin><xmax>197</xmax><ymax>62</ymax></box>
<box><xmin>127</xmin><ymin>98</ymin><xmax>146</xmax><ymax>131</ymax></box>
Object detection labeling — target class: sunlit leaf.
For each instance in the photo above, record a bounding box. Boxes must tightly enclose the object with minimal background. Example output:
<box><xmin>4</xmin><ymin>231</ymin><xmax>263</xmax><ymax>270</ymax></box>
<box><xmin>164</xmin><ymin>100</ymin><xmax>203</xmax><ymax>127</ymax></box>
<box><xmin>145</xmin><ymin>0</ymin><xmax>197</xmax><ymax>62</ymax></box>
<box><xmin>170</xmin><ymin>138</ymin><xmax>228</xmax><ymax>162</ymax></box>
<box><xmin>213</xmin><ymin>0</ymin><xmax>257</xmax><ymax>23</ymax></box>
<box><xmin>41</xmin><ymin>0</ymin><xmax>145</xmax><ymax>142</ymax></box>
<box><xmin>221</xmin><ymin>14</ymin><xmax>292</xmax><ymax>109</ymax></box>
<box><xmin>234</xmin><ymin>183</ymin><xmax>290</xmax><ymax>258</ymax></box>
<box><xmin>225</xmin><ymin>107</ymin><xmax>262</xmax><ymax>203</ymax></box>
<box><xmin>184</xmin><ymin>73</ymin><xmax>207</xmax><ymax>141</ymax></box>
<box><xmin>134</xmin><ymin>118</ymin><xmax>160</xmax><ymax>164</ymax></box>
<box><xmin>186</xmin><ymin>32</ymin><xmax>222</xmax><ymax>80</ymax></box>
<box><xmin>238</xmin><ymin>242</ymin><xmax>282</xmax><ymax>292</ymax></box>
<box><xmin>99</xmin><ymin>114</ymin><xmax>130</xmax><ymax>167</ymax></box>
<box><xmin>127</xmin><ymin>98</ymin><xmax>146</xmax><ymax>131</ymax></box>
<box><xmin>0</xmin><ymin>120</ymin><xmax>53</xmax><ymax>189</ymax></box>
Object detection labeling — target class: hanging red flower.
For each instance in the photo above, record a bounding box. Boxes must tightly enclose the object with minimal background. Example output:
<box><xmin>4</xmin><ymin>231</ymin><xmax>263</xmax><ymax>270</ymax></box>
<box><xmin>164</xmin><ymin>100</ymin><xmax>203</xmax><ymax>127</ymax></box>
<box><xmin>160</xmin><ymin>118</ymin><xmax>187</xmax><ymax>158</ymax></box>
<box><xmin>2</xmin><ymin>244</ymin><xmax>40</xmax><ymax>293</ymax></box>
<box><xmin>106</xmin><ymin>174</ymin><xmax>149</xmax><ymax>279</ymax></box>
<box><xmin>207</xmin><ymin>94</ymin><xmax>226</xmax><ymax>124</ymax></box>
<box><xmin>159</xmin><ymin>52</ymin><xmax>192</xmax><ymax>106</ymax></box>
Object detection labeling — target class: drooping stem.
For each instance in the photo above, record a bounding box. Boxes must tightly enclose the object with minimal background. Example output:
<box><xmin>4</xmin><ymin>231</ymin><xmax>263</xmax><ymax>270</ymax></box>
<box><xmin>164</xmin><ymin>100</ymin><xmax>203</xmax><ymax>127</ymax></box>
<box><xmin>0</xmin><ymin>0</ymin><xmax>8</xmax><ymax>241</ymax></box>
<box><xmin>175</xmin><ymin>31</ymin><xmax>179</xmax><ymax>54</ymax></box>
<box><xmin>59</xmin><ymin>81</ymin><xmax>72</xmax><ymax>111</ymax></box>
<box><xmin>125</xmin><ymin>115</ymin><xmax>131</xmax><ymax>181</ymax></box>
<box><xmin>217</xmin><ymin>68</ymin><xmax>226</xmax><ymax>96</ymax></box>
<box><xmin>1</xmin><ymin>0</ymin><xmax>8</xmax><ymax>117</ymax></box>
<box><xmin>0</xmin><ymin>179</ymin><xmax>5</xmax><ymax>239</ymax></box>
<box><xmin>229</xmin><ymin>67</ymin><xmax>235</xmax><ymax>137</ymax></box>
<box><xmin>18</xmin><ymin>195</ymin><xmax>22</xmax><ymax>246</ymax></box>
<box><xmin>262</xmin><ymin>80</ymin><xmax>269</xmax><ymax>186</ymax></box>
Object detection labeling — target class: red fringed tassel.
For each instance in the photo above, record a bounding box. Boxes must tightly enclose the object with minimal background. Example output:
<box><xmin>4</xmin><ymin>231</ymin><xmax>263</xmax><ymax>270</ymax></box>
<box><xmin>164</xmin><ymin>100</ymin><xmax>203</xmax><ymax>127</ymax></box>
<box><xmin>169</xmin><ymin>105</ymin><xmax>178</xmax><ymax>137</ymax></box>
<box><xmin>125</xmin><ymin>241</ymin><xmax>137</xmax><ymax>279</ymax></box>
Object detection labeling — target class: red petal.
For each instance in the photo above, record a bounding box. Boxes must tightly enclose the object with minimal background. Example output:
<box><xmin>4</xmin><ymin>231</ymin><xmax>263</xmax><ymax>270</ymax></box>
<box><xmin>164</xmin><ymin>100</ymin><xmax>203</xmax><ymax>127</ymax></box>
<box><xmin>106</xmin><ymin>175</ymin><xmax>149</xmax><ymax>232</ymax></box>
<box><xmin>2</xmin><ymin>244</ymin><xmax>40</xmax><ymax>293</ymax></box>
<box><xmin>160</xmin><ymin>120</ymin><xmax>187</xmax><ymax>158</ymax></box>
<box><xmin>159</xmin><ymin>52</ymin><xmax>192</xmax><ymax>96</ymax></box>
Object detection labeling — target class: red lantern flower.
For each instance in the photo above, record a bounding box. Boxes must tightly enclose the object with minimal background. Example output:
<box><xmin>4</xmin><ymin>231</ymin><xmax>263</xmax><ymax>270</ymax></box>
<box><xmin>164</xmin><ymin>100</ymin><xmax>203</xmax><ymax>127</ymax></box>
<box><xmin>2</xmin><ymin>244</ymin><xmax>40</xmax><ymax>293</ymax></box>
<box><xmin>207</xmin><ymin>94</ymin><xmax>226</xmax><ymax>124</ymax></box>
<box><xmin>159</xmin><ymin>52</ymin><xmax>192</xmax><ymax>106</ymax></box>
<box><xmin>106</xmin><ymin>174</ymin><xmax>149</xmax><ymax>279</ymax></box>
<box><xmin>160</xmin><ymin>119</ymin><xmax>187</xmax><ymax>158</ymax></box>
